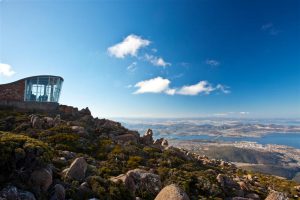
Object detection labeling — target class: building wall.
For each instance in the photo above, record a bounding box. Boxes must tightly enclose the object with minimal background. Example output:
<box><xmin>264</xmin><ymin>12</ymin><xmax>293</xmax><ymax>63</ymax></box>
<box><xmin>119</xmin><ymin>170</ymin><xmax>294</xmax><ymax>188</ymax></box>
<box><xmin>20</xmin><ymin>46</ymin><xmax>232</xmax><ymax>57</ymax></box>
<box><xmin>0</xmin><ymin>100</ymin><xmax>59</xmax><ymax>112</ymax></box>
<box><xmin>0</xmin><ymin>80</ymin><xmax>25</xmax><ymax>101</ymax></box>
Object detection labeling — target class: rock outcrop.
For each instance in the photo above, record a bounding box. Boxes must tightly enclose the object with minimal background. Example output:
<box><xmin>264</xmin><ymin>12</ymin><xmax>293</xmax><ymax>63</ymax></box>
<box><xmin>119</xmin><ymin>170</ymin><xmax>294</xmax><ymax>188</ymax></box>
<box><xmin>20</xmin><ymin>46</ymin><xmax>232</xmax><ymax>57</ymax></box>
<box><xmin>265</xmin><ymin>190</ymin><xmax>288</xmax><ymax>200</ymax></box>
<box><xmin>110</xmin><ymin>168</ymin><xmax>161</xmax><ymax>197</ymax></box>
<box><xmin>29</xmin><ymin>167</ymin><xmax>53</xmax><ymax>193</ymax></box>
<box><xmin>63</xmin><ymin>157</ymin><xmax>87</xmax><ymax>181</ymax></box>
<box><xmin>141</xmin><ymin>129</ymin><xmax>154</xmax><ymax>145</ymax></box>
<box><xmin>154</xmin><ymin>184</ymin><xmax>190</xmax><ymax>200</ymax></box>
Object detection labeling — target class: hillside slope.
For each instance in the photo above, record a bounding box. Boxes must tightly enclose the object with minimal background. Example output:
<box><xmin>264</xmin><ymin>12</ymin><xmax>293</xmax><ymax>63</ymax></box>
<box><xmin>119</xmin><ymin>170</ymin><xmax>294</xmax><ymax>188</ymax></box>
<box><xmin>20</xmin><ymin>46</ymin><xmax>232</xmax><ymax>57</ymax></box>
<box><xmin>0</xmin><ymin>105</ymin><xmax>299</xmax><ymax>200</ymax></box>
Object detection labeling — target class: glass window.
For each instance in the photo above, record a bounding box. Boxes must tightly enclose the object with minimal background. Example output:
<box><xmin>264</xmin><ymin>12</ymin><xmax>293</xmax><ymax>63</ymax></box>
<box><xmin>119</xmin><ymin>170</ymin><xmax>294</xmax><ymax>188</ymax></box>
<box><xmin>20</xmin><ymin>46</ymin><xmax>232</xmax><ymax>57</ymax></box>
<box><xmin>24</xmin><ymin>76</ymin><xmax>63</xmax><ymax>103</ymax></box>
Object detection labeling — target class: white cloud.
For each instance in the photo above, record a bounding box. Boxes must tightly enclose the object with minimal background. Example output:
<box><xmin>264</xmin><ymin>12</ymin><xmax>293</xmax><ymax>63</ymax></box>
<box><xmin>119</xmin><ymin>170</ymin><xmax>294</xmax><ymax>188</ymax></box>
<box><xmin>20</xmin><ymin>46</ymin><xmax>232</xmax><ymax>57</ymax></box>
<box><xmin>127</xmin><ymin>62</ymin><xmax>137</xmax><ymax>72</ymax></box>
<box><xmin>133</xmin><ymin>77</ymin><xmax>230</xmax><ymax>96</ymax></box>
<box><xmin>216</xmin><ymin>84</ymin><xmax>231</xmax><ymax>94</ymax></box>
<box><xmin>108</xmin><ymin>34</ymin><xmax>150</xmax><ymax>58</ymax></box>
<box><xmin>206</xmin><ymin>59</ymin><xmax>220</xmax><ymax>67</ymax></box>
<box><xmin>165</xmin><ymin>88</ymin><xmax>176</xmax><ymax>95</ymax></box>
<box><xmin>177</xmin><ymin>81</ymin><xmax>214</xmax><ymax>95</ymax></box>
<box><xmin>134</xmin><ymin>77</ymin><xmax>171</xmax><ymax>94</ymax></box>
<box><xmin>144</xmin><ymin>54</ymin><xmax>171</xmax><ymax>67</ymax></box>
<box><xmin>0</xmin><ymin>63</ymin><xmax>15</xmax><ymax>77</ymax></box>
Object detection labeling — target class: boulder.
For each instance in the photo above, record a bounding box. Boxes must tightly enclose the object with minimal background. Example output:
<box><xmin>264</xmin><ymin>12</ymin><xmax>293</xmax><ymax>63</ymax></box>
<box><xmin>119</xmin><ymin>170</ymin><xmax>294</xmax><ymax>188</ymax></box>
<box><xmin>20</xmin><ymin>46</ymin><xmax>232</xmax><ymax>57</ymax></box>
<box><xmin>59</xmin><ymin>150</ymin><xmax>76</xmax><ymax>160</ymax></box>
<box><xmin>238</xmin><ymin>181</ymin><xmax>249</xmax><ymax>191</ymax></box>
<box><xmin>71</xmin><ymin>126</ymin><xmax>86</xmax><ymax>136</ymax></box>
<box><xmin>79</xmin><ymin>107</ymin><xmax>91</xmax><ymax>116</ymax></box>
<box><xmin>216</xmin><ymin>174</ymin><xmax>238</xmax><ymax>188</ymax></box>
<box><xmin>127</xmin><ymin>169</ymin><xmax>161</xmax><ymax>195</ymax></box>
<box><xmin>154</xmin><ymin>184</ymin><xmax>189</xmax><ymax>200</ymax></box>
<box><xmin>50</xmin><ymin>184</ymin><xmax>65</xmax><ymax>200</ymax></box>
<box><xmin>29</xmin><ymin>167</ymin><xmax>52</xmax><ymax>192</ymax></box>
<box><xmin>43</xmin><ymin>117</ymin><xmax>54</xmax><ymax>128</ymax></box>
<box><xmin>141</xmin><ymin>129</ymin><xmax>154</xmax><ymax>145</ymax></box>
<box><xmin>0</xmin><ymin>186</ymin><xmax>18</xmax><ymax>200</ymax></box>
<box><xmin>0</xmin><ymin>186</ymin><xmax>36</xmax><ymax>200</ymax></box>
<box><xmin>110</xmin><ymin>174</ymin><xmax>135</xmax><ymax>192</ymax></box>
<box><xmin>265</xmin><ymin>191</ymin><xmax>288</xmax><ymax>200</ymax></box>
<box><xmin>63</xmin><ymin>157</ymin><xmax>87</xmax><ymax>181</ymax></box>
<box><xmin>30</xmin><ymin>115</ymin><xmax>44</xmax><ymax>129</ymax></box>
<box><xmin>110</xmin><ymin>169</ymin><xmax>161</xmax><ymax>196</ymax></box>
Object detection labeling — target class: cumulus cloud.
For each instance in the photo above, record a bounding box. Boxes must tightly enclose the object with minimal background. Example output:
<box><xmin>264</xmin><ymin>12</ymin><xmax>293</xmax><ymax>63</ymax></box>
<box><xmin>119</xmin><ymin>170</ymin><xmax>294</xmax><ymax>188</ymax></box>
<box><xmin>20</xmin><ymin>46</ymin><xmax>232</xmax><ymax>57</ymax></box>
<box><xmin>134</xmin><ymin>77</ymin><xmax>171</xmax><ymax>94</ymax></box>
<box><xmin>108</xmin><ymin>34</ymin><xmax>150</xmax><ymax>58</ymax></box>
<box><xmin>133</xmin><ymin>78</ymin><xmax>230</xmax><ymax>96</ymax></box>
<box><xmin>145</xmin><ymin>54</ymin><xmax>171</xmax><ymax>67</ymax></box>
<box><xmin>206</xmin><ymin>59</ymin><xmax>220</xmax><ymax>67</ymax></box>
<box><xmin>0</xmin><ymin>63</ymin><xmax>15</xmax><ymax>77</ymax></box>
<box><xmin>177</xmin><ymin>81</ymin><xmax>214</xmax><ymax>95</ymax></box>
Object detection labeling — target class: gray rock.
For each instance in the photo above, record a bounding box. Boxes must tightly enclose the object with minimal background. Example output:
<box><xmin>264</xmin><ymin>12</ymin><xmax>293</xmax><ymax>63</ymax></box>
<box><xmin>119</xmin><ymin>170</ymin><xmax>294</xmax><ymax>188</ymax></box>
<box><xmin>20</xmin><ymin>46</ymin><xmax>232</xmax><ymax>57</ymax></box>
<box><xmin>43</xmin><ymin>117</ymin><xmax>54</xmax><ymax>128</ymax></box>
<box><xmin>141</xmin><ymin>129</ymin><xmax>154</xmax><ymax>145</ymax></box>
<box><xmin>30</xmin><ymin>167</ymin><xmax>52</xmax><ymax>192</ymax></box>
<box><xmin>63</xmin><ymin>157</ymin><xmax>87</xmax><ymax>181</ymax></box>
<box><xmin>0</xmin><ymin>186</ymin><xmax>36</xmax><ymax>200</ymax></box>
<box><xmin>19</xmin><ymin>191</ymin><xmax>36</xmax><ymax>200</ymax></box>
<box><xmin>216</xmin><ymin>174</ymin><xmax>238</xmax><ymax>188</ymax></box>
<box><xmin>265</xmin><ymin>190</ymin><xmax>288</xmax><ymax>200</ymax></box>
<box><xmin>0</xmin><ymin>186</ymin><xmax>18</xmax><ymax>200</ymax></box>
<box><xmin>50</xmin><ymin>184</ymin><xmax>65</xmax><ymax>200</ymax></box>
<box><xmin>71</xmin><ymin>126</ymin><xmax>86</xmax><ymax>135</ymax></box>
<box><xmin>110</xmin><ymin>168</ymin><xmax>161</xmax><ymax>196</ymax></box>
<box><xmin>154</xmin><ymin>184</ymin><xmax>189</xmax><ymax>200</ymax></box>
<box><xmin>30</xmin><ymin>115</ymin><xmax>44</xmax><ymax>129</ymax></box>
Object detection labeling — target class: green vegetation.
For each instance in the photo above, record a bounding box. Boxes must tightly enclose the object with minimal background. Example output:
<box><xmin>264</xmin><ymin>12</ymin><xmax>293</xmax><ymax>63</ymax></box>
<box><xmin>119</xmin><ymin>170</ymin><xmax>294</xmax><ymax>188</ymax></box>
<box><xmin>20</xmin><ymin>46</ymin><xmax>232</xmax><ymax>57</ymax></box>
<box><xmin>0</xmin><ymin>108</ymin><xmax>298</xmax><ymax>200</ymax></box>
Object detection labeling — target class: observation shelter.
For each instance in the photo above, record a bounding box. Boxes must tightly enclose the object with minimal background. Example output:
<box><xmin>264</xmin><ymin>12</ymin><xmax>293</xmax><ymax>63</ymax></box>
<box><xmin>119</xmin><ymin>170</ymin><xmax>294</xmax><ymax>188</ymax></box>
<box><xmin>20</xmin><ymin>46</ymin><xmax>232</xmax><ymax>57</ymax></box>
<box><xmin>0</xmin><ymin>75</ymin><xmax>64</xmax><ymax>111</ymax></box>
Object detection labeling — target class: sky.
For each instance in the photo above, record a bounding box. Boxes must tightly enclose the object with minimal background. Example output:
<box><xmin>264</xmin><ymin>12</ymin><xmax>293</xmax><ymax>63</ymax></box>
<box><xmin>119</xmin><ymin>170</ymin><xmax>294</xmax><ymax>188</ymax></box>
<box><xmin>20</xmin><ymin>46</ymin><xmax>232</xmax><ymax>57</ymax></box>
<box><xmin>0</xmin><ymin>0</ymin><xmax>300</xmax><ymax>118</ymax></box>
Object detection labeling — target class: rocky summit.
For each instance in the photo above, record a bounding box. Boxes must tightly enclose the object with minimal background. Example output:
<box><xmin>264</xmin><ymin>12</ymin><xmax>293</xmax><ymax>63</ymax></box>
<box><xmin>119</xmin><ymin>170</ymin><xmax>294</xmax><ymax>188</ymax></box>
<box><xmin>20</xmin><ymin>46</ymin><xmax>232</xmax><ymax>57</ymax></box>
<box><xmin>0</xmin><ymin>105</ymin><xmax>299</xmax><ymax>200</ymax></box>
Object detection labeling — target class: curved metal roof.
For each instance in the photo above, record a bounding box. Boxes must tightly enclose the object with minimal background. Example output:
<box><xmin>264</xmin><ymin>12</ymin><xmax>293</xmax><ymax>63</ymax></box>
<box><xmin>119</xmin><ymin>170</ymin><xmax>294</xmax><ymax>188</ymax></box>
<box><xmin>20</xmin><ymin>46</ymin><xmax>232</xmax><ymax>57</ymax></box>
<box><xmin>22</xmin><ymin>75</ymin><xmax>64</xmax><ymax>81</ymax></box>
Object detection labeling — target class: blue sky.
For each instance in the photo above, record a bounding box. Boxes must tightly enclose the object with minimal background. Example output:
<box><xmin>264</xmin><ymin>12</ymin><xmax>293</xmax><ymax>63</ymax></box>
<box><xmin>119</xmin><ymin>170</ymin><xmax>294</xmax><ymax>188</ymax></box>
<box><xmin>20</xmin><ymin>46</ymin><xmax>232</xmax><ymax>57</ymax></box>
<box><xmin>0</xmin><ymin>0</ymin><xmax>299</xmax><ymax>118</ymax></box>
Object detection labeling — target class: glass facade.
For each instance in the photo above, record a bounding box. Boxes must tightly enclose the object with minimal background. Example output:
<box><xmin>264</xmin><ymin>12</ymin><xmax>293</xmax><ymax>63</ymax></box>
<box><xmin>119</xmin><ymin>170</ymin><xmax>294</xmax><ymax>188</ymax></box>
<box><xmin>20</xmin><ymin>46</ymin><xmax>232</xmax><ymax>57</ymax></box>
<box><xmin>24</xmin><ymin>76</ymin><xmax>63</xmax><ymax>103</ymax></box>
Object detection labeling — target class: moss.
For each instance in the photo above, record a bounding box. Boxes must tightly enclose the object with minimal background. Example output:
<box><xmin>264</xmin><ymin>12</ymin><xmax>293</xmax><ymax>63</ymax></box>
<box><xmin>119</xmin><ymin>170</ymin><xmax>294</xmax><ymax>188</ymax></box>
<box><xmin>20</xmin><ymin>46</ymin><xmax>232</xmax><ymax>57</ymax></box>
<box><xmin>127</xmin><ymin>156</ymin><xmax>143</xmax><ymax>169</ymax></box>
<box><xmin>0</xmin><ymin>132</ymin><xmax>53</xmax><ymax>185</ymax></box>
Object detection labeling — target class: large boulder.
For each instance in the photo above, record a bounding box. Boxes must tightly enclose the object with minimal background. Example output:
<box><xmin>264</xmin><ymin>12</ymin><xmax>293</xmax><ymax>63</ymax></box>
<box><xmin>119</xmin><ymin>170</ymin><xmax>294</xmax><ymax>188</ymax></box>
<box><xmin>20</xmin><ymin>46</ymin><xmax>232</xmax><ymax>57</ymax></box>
<box><xmin>110</xmin><ymin>169</ymin><xmax>161</xmax><ymax>196</ymax></box>
<box><xmin>153</xmin><ymin>138</ymin><xmax>168</xmax><ymax>148</ymax></box>
<box><xmin>63</xmin><ymin>157</ymin><xmax>87</xmax><ymax>181</ymax></box>
<box><xmin>50</xmin><ymin>184</ymin><xmax>65</xmax><ymax>200</ymax></box>
<box><xmin>154</xmin><ymin>184</ymin><xmax>190</xmax><ymax>200</ymax></box>
<box><xmin>141</xmin><ymin>129</ymin><xmax>154</xmax><ymax>145</ymax></box>
<box><xmin>29</xmin><ymin>167</ymin><xmax>53</xmax><ymax>193</ymax></box>
<box><xmin>30</xmin><ymin>115</ymin><xmax>44</xmax><ymax>129</ymax></box>
<box><xmin>43</xmin><ymin>117</ymin><xmax>54</xmax><ymax>128</ymax></box>
<box><xmin>71</xmin><ymin>126</ymin><xmax>87</xmax><ymax>136</ymax></box>
<box><xmin>265</xmin><ymin>190</ymin><xmax>288</xmax><ymax>200</ymax></box>
<box><xmin>216</xmin><ymin>174</ymin><xmax>239</xmax><ymax>188</ymax></box>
